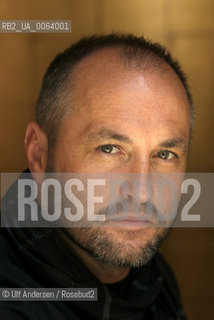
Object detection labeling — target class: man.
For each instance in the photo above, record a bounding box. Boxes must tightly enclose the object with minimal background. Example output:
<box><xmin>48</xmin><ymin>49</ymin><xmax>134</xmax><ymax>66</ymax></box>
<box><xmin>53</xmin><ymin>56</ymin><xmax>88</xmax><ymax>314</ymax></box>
<box><xmin>0</xmin><ymin>34</ymin><xmax>192</xmax><ymax>319</ymax></box>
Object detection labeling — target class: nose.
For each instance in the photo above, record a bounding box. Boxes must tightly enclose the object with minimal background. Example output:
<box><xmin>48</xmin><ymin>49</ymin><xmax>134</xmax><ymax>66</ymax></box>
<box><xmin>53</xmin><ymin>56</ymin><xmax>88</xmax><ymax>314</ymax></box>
<box><xmin>118</xmin><ymin>173</ymin><xmax>153</xmax><ymax>206</ymax></box>
<box><xmin>118</xmin><ymin>157</ymin><xmax>153</xmax><ymax>205</ymax></box>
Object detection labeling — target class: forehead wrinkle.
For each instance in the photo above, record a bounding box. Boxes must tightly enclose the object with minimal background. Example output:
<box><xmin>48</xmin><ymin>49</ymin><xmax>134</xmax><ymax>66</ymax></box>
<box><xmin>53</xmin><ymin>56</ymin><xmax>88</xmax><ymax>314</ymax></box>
<box><xmin>86</xmin><ymin>128</ymin><xmax>132</xmax><ymax>144</ymax></box>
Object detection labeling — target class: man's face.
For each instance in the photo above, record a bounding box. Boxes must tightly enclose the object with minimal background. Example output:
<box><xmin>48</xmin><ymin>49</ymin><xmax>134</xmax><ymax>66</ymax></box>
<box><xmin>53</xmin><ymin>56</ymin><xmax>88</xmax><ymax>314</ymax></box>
<box><xmin>48</xmin><ymin>50</ymin><xmax>190</xmax><ymax>267</ymax></box>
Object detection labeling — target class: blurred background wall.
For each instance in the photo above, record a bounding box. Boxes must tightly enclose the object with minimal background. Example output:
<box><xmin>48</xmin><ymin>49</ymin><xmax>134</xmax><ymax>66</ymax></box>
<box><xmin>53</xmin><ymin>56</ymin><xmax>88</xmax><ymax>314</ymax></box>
<box><xmin>0</xmin><ymin>0</ymin><xmax>214</xmax><ymax>319</ymax></box>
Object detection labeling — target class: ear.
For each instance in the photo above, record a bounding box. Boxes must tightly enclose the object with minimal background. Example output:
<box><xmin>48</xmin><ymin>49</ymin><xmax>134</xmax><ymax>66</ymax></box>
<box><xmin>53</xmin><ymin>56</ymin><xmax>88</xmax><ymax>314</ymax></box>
<box><xmin>24</xmin><ymin>121</ymin><xmax>48</xmax><ymax>173</ymax></box>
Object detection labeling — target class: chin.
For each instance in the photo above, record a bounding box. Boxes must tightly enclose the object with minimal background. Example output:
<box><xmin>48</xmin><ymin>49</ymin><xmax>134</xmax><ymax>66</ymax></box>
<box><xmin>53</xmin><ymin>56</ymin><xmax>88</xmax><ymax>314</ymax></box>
<box><xmin>66</xmin><ymin>226</ymin><xmax>169</xmax><ymax>268</ymax></box>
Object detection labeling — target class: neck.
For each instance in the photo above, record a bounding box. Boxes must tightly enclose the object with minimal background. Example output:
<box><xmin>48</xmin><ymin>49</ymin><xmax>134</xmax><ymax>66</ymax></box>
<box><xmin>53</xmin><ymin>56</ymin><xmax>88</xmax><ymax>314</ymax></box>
<box><xmin>56</xmin><ymin>229</ymin><xmax>130</xmax><ymax>283</ymax></box>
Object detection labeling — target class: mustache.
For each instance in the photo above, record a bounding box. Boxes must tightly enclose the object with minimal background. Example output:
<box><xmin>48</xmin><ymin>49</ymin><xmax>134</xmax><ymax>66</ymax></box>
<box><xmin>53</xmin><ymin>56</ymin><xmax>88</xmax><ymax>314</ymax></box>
<box><xmin>96</xmin><ymin>198</ymin><xmax>163</xmax><ymax>222</ymax></box>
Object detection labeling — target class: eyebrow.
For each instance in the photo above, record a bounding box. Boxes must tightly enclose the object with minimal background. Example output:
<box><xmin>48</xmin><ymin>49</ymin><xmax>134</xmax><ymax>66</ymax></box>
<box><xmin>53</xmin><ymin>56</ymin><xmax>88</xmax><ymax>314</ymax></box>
<box><xmin>159</xmin><ymin>138</ymin><xmax>187</xmax><ymax>149</ymax></box>
<box><xmin>86</xmin><ymin>128</ymin><xmax>187</xmax><ymax>149</ymax></box>
<box><xmin>87</xmin><ymin>128</ymin><xmax>132</xmax><ymax>144</ymax></box>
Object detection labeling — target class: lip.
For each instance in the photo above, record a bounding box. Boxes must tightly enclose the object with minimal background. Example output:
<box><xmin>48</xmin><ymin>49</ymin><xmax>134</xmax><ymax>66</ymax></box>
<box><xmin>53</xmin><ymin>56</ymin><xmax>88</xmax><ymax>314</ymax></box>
<box><xmin>107</xmin><ymin>217</ymin><xmax>153</xmax><ymax>228</ymax></box>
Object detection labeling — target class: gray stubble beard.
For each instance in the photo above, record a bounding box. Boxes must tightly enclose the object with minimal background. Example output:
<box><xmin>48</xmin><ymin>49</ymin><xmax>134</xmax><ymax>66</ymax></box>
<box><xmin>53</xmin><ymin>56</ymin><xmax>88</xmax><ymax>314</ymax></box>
<box><xmin>61</xmin><ymin>226</ymin><xmax>170</xmax><ymax>268</ymax></box>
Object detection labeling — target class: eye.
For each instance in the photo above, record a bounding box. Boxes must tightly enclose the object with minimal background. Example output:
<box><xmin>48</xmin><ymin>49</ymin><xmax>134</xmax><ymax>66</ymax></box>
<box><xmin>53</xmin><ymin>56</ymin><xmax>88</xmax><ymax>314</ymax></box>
<box><xmin>99</xmin><ymin>144</ymin><xmax>120</xmax><ymax>154</ymax></box>
<box><xmin>156</xmin><ymin>150</ymin><xmax>177</xmax><ymax>160</ymax></box>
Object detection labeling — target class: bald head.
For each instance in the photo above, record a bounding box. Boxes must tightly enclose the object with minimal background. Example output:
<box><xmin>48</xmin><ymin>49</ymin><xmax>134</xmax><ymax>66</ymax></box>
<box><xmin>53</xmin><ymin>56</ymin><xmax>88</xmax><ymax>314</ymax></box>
<box><xmin>71</xmin><ymin>48</ymin><xmax>189</xmax><ymax>120</ymax></box>
<box><xmin>35</xmin><ymin>34</ymin><xmax>194</xmax><ymax>150</ymax></box>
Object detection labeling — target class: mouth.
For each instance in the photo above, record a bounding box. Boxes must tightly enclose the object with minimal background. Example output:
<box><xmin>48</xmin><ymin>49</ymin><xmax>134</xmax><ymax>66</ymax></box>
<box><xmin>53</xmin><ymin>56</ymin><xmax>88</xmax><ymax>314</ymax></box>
<box><xmin>106</xmin><ymin>216</ymin><xmax>154</xmax><ymax>228</ymax></box>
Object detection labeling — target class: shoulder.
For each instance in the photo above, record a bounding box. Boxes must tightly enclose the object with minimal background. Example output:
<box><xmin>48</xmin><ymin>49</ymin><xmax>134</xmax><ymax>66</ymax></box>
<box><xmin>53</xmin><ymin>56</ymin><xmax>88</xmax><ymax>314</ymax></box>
<box><xmin>155</xmin><ymin>252</ymin><xmax>180</xmax><ymax>296</ymax></box>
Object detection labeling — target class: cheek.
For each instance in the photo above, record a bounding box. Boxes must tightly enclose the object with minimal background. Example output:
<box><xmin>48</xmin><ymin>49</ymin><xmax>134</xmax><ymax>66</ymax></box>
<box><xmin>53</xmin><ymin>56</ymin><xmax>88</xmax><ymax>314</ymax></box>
<box><xmin>51</xmin><ymin>144</ymin><xmax>73</xmax><ymax>172</ymax></box>
<box><xmin>150</xmin><ymin>158</ymin><xmax>187</xmax><ymax>173</ymax></box>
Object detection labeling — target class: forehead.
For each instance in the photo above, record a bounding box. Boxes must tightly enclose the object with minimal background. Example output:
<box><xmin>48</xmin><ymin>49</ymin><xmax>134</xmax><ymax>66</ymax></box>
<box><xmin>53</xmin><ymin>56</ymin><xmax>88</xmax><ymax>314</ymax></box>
<box><xmin>68</xmin><ymin>48</ymin><xmax>190</xmax><ymax>131</ymax></box>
